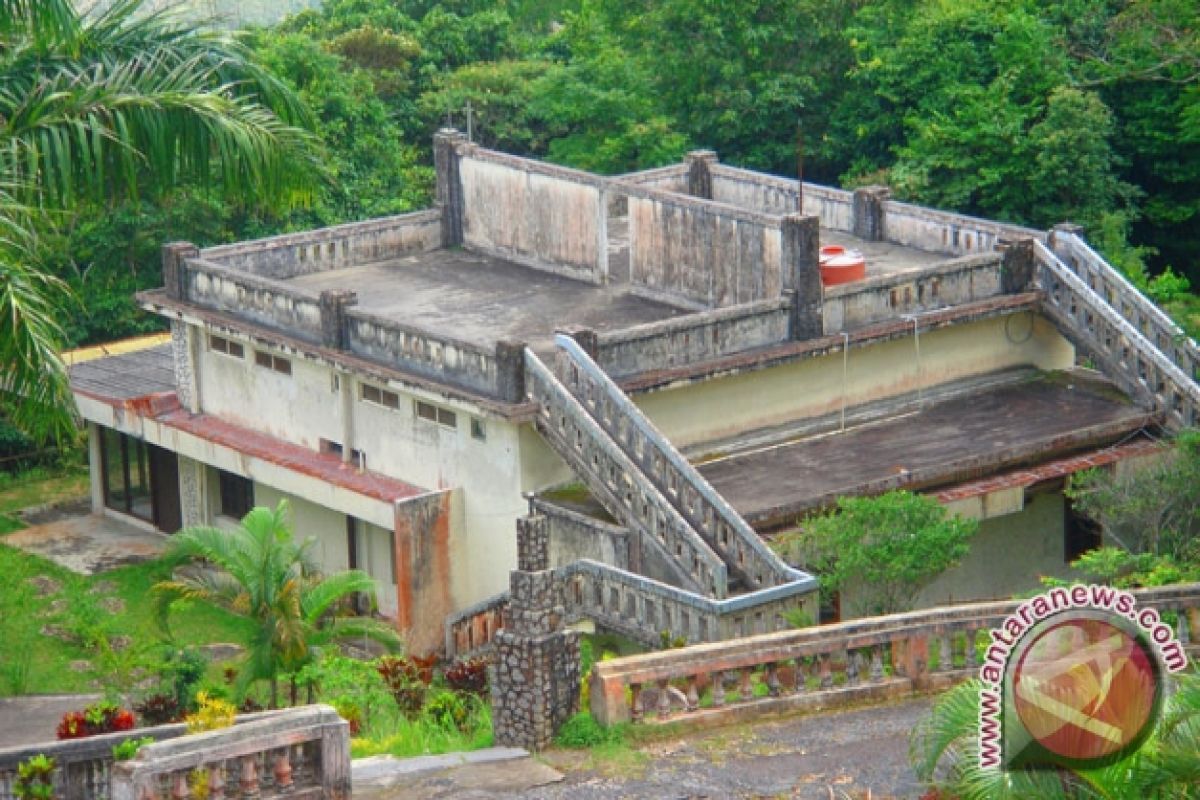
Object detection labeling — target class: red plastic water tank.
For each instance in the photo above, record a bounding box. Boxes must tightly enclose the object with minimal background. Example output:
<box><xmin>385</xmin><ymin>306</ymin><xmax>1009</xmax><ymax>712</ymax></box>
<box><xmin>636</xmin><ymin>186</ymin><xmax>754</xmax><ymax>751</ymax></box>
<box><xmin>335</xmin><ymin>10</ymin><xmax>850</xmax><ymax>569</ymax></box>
<box><xmin>820</xmin><ymin>250</ymin><xmax>867</xmax><ymax>286</ymax></box>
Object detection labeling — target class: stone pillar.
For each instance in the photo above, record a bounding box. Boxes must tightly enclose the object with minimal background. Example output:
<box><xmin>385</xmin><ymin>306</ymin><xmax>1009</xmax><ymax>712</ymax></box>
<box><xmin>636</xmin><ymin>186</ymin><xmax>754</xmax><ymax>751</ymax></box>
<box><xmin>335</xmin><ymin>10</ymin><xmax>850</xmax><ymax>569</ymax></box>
<box><xmin>86</xmin><ymin>423</ymin><xmax>104</xmax><ymax>514</ymax></box>
<box><xmin>434</xmin><ymin>129</ymin><xmax>467</xmax><ymax>247</ymax></box>
<box><xmin>1048</xmin><ymin>222</ymin><xmax>1085</xmax><ymax>253</ymax></box>
<box><xmin>161</xmin><ymin>242</ymin><xmax>199</xmax><ymax>302</ymax></box>
<box><xmin>685</xmin><ymin>150</ymin><xmax>718</xmax><ymax>200</ymax></box>
<box><xmin>318</xmin><ymin>290</ymin><xmax>358</xmax><ymax>350</ymax></box>
<box><xmin>170</xmin><ymin>319</ymin><xmax>202</xmax><ymax>414</ymax></box>
<box><xmin>495</xmin><ymin>340</ymin><xmax>527</xmax><ymax>404</ymax></box>
<box><xmin>851</xmin><ymin>186</ymin><xmax>890</xmax><ymax>242</ymax></box>
<box><xmin>1001</xmin><ymin>239</ymin><xmax>1036</xmax><ymax>294</ymax></box>
<box><xmin>176</xmin><ymin>455</ymin><xmax>207</xmax><ymax>528</ymax></box>
<box><xmin>782</xmin><ymin>214</ymin><xmax>823</xmax><ymax>340</ymax></box>
<box><xmin>491</xmin><ymin>514</ymin><xmax>582</xmax><ymax>751</ymax></box>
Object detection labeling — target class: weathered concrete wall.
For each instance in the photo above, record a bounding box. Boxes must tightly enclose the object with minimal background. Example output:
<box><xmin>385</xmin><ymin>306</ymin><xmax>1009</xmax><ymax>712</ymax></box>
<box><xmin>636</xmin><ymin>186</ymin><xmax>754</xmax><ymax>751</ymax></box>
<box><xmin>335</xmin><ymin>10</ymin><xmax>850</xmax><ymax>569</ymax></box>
<box><xmin>634</xmin><ymin>312</ymin><xmax>1075</xmax><ymax>449</ymax></box>
<box><xmin>534</xmin><ymin>498</ymin><xmax>630</xmax><ymax>571</ymax></box>
<box><xmin>626</xmin><ymin>189</ymin><xmax>783</xmax><ymax>308</ymax></box>
<box><xmin>882</xmin><ymin>200</ymin><xmax>1043</xmax><ymax>256</ymax></box>
<box><xmin>395</xmin><ymin>490</ymin><xmax>458</xmax><ymax>654</ymax></box>
<box><xmin>184</xmin><ymin>259</ymin><xmax>324</xmax><ymax>344</ymax></box>
<box><xmin>201</xmin><ymin>210</ymin><xmax>442</xmax><ymax>279</ymax></box>
<box><xmin>822</xmin><ymin>254</ymin><xmax>1004</xmax><ymax>333</ymax></box>
<box><xmin>590</xmin><ymin>299</ymin><xmax>792</xmax><ymax>378</ymax></box>
<box><xmin>617</xmin><ymin>163</ymin><xmax>690</xmax><ymax>193</ymax></box>
<box><xmin>709</xmin><ymin>165</ymin><xmax>855</xmax><ymax>231</ymax></box>
<box><xmin>459</xmin><ymin>149</ymin><xmax>606</xmax><ymax>283</ymax></box>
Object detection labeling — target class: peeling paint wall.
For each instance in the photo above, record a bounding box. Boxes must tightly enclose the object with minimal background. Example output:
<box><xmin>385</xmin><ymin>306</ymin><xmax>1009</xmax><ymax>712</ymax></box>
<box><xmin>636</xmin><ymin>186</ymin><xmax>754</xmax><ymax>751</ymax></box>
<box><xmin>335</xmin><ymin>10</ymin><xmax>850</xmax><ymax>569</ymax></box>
<box><xmin>634</xmin><ymin>313</ymin><xmax>1075</xmax><ymax>449</ymax></box>
<box><xmin>459</xmin><ymin>154</ymin><xmax>605</xmax><ymax>283</ymax></box>
<box><xmin>395</xmin><ymin>491</ymin><xmax>456</xmax><ymax>654</ymax></box>
<box><xmin>627</xmin><ymin>194</ymin><xmax>783</xmax><ymax>308</ymax></box>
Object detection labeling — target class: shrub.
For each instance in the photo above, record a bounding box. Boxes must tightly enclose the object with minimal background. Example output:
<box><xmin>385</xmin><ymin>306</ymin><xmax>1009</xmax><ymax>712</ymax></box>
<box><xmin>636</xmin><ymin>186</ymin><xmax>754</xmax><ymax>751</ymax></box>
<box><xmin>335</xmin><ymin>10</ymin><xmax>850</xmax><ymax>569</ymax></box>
<box><xmin>184</xmin><ymin>692</ymin><xmax>236</xmax><ymax>734</ymax></box>
<box><xmin>376</xmin><ymin>655</ymin><xmax>434</xmax><ymax>716</ymax></box>
<box><xmin>134</xmin><ymin>693</ymin><xmax>181</xmax><ymax>726</ymax></box>
<box><xmin>554</xmin><ymin>712</ymin><xmax>626</xmax><ymax>748</ymax></box>
<box><xmin>424</xmin><ymin>691</ymin><xmax>470</xmax><ymax>733</ymax></box>
<box><xmin>14</xmin><ymin>754</ymin><xmax>55</xmax><ymax>800</ymax></box>
<box><xmin>443</xmin><ymin>658</ymin><xmax>489</xmax><ymax>698</ymax></box>
<box><xmin>297</xmin><ymin>654</ymin><xmax>395</xmax><ymax>736</ymax></box>
<box><xmin>56</xmin><ymin>701</ymin><xmax>136</xmax><ymax>740</ymax></box>
<box><xmin>112</xmin><ymin>737</ymin><xmax>154</xmax><ymax>761</ymax></box>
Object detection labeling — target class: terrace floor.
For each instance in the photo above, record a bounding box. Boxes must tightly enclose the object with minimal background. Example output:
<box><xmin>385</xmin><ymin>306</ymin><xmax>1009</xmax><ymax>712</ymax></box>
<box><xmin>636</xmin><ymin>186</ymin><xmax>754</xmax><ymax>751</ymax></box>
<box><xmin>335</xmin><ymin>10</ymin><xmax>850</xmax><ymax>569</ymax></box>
<box><xmin>697</xmin><ymin>371</ymin><xmax>1152</xmax><ymax>527</ymax></box>
<box><xmin>287</xmin><ymin>248</ymin><xmax>687</xmax><ymax>352</ymax></box>
<box><xmin>820</xmin><ymin>228</ymin><xmax>954</xmax><ymax>278</ymax></box>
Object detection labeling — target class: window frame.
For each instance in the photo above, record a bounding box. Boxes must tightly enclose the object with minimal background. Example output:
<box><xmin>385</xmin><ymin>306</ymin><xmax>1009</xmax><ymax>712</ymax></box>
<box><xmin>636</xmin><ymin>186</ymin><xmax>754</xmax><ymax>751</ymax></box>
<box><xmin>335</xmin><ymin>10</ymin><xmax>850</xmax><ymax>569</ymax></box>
<box><xmin>254</xmin><ymin>350</ymin><xmax>292</xmax><ymax>376</ymax></box>
<box><xmin>209</xmin><ymin>334</ymin><xmax>245</xmax><ymax>359</ymax></box>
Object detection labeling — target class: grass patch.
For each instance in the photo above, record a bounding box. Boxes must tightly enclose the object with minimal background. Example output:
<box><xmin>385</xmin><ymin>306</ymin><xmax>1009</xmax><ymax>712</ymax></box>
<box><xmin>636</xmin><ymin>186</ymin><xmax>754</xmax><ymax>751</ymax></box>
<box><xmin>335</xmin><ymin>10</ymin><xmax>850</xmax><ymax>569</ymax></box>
<box><xmin>350</xmin><ymin>701</ymin><xmax>493</xmax><ymax>759</ymax></box>
<box><xmin>0</xmin><ymin>543</ymin><xmax>252</xmax><ymax>697</ymax></box>
<box><xmin>0</xmin><ymin>465</ymin><xmax>88</xmax><ymax>520</ymax></box>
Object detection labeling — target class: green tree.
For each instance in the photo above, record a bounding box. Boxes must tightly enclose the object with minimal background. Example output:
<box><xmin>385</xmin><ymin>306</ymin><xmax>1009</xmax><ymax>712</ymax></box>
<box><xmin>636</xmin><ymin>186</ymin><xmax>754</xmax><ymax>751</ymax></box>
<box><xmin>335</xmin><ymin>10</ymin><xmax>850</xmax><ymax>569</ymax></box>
<box><xmin>154</xmin><ymin>501</ymin><xmax>402</xmax><ymax>707</ymax></box>
<box><xmin>777</xmin><ymin>490</ymin><xmax>978</xmax><ymax>618</ymax></box>
<box><xmin>0</xmin><ymin>0</ymin><xmax>320</xmax><ymax>439</ymax></box>
<box><xmin>910</xmin><ymin>675</ymin><xmax>1200</xmax><ymax>799</ymax></box>
<box><xmin>1065</xmin><ymin>431</ymin><xmax>1200</xmax><ymax>563</ymax></box>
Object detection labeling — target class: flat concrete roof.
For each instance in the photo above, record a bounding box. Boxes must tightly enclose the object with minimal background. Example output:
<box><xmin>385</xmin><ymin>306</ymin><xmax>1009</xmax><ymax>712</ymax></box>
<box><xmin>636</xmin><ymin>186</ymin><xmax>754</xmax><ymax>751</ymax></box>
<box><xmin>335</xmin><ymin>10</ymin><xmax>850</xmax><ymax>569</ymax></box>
<box><xmin>286</xmin><ymin>249</ymin><xmax>687</xmax><ymax>352</ymax></box>
<box><xmin>698</xmin><ymin>372</ymin><xmax>1151</xmax><ymax>527</ymax></box>
<box><xmin>820</xmin><ymin>229</ymin><xmax>953</xmax><ymax>278</ymax></box>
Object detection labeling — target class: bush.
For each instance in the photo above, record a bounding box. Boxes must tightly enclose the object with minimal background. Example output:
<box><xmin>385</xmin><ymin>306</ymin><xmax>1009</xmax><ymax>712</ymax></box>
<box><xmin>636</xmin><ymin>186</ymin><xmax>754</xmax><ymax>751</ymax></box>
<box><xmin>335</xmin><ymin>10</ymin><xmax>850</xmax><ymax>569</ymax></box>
<box><xmin>376</xmin><ymin>655</ymin><xmax>434</xmax><ymax>716</ymax></box>
<box><xmin>133</xmin><ymin>693</ymin><xmax>181</xmax><ymax>726</ymax></box>
<box><xmin>56</xmin><ymin>701</ymin><xmax>135</xmax><ymax>740</ymax></box>
<box><xmin>443</xmin><ymin>658</ymin><xmax>489</xmax><ymax>698</ymax></box>
<box><xmin>298</xmin><ymin>654</ymin><xmax>396</xmax><ymax>736</ymax></box>
<box><xmin>184</xmin><ymin>692</ymin><xmax>236</xmax><ymax>734</ymax></box>
<box><xmin>554</xmin><ymin>711</ymin><xmax>626</xmax><ymax>748</ymax></box>
<box><xmin>112</xmin><ymin>737</ymin><xmax>154</xmax><ymax>761</ymax></box>
<box><xmin>424</xmin><ymin>691</ymin><xmax>471</xmax><ymax>733</ymax></box>
<box><xmin>13</xmin><ymin>754</ymin><xmax>55</xmax><ymax>800</ymax></box>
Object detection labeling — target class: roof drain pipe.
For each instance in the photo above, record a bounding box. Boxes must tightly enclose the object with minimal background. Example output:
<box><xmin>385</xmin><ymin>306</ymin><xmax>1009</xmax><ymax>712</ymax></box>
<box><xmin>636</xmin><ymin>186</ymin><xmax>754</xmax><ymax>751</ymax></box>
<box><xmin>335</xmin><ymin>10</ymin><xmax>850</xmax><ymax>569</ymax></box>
<box><xmin>840</xmin><ymin>331</ymin><xmax>850</xmax><ymax>433</ymax></box>
<box><xmin>903</xmin><ymin>314</ymin><xmax>924</xmax><ymax>411</ymax></box>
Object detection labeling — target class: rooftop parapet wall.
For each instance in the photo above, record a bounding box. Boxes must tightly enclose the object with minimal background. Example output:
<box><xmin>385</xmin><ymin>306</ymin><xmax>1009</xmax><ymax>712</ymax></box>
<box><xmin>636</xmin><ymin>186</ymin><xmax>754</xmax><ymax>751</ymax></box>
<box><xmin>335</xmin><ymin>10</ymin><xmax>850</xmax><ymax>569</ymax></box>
<box><xmin>454</xmin><ymin>144</ymin><xmax>609</xmax><ymax>284</ymax></box>
<box><xmin>200</xmin><ymin>209</ymin><xmax>442</xmax><ymax>279</ymax></box>
<box><xmin>882</xmin><ymin>199</ymin><xmax>1044</xmax><ymax>256</ymax></box>
<box><xmin>184</xmin><ymin>257</ymin><xmax>326</xmax><ymax>344</ymax></box>
<box><xmin>708</xmin><ymin>164</ymin><xmax>854</xmax><ymax>231</ymax></box>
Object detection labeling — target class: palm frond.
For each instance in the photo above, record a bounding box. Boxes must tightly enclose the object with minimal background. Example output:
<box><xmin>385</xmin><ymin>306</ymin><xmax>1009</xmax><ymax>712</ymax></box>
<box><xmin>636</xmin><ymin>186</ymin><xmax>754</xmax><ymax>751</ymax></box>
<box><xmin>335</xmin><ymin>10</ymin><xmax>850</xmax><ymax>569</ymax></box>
<box><xmin>301</xmin><ymin>569</ymin><xmax>378</xmax><ymax>623</ymax></box>
<box><xmin>311</xmin><ymin>615</ymin><xmax>404</xmax><ymax>652</ymax></box>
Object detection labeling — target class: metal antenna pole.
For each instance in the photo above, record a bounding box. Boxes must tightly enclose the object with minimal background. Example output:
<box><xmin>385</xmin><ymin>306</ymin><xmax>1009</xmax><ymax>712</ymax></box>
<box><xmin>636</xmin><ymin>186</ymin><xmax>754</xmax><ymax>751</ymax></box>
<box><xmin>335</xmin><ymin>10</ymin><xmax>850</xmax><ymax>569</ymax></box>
<box><xmin>796</xmin><ymin>122</ymin><xmax>805</xmax><ymax>214</ymax></box>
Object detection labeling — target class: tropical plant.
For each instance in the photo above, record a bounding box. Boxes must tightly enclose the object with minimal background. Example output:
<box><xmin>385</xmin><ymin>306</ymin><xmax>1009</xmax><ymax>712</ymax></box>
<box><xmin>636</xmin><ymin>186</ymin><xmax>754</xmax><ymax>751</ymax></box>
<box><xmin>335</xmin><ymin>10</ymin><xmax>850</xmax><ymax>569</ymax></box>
<box><xmin>153</xmin><ymin>501</ymin><xmax>402</xmax><ymax>707</ymax></box>
<box><xmin>13</xmin><ymin>754</ymin><xmax>56</xmax><ymax>800</ymax></box>
<box><xmin>910</xmin><ymin>672</ymin><xmax>1200</xmax><ymax>799</ymax></box>
<box><xmin>0</xmin><ymin>0</ymin><xmax>320</xmax><ymax>439</ymax></box>
<box><xmin>776</xmin><ymin>490</ymin><xmax>978</xmax><ymax>617</ymax></box>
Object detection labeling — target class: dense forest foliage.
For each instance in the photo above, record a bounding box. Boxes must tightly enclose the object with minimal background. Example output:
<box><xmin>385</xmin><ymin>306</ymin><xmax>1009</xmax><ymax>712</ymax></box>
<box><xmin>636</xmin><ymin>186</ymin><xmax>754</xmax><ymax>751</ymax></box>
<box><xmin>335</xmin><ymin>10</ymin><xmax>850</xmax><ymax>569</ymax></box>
<box><xmin>56</xmin><ymin>0</ymin><xmax>1200</xmax><ymax>347</ymax></box>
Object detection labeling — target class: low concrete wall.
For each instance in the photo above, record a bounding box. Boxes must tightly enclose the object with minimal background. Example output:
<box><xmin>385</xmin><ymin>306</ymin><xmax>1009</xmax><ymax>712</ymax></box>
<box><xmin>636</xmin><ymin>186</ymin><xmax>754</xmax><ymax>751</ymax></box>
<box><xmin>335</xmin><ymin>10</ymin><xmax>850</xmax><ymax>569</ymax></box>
<box><xmin>623</xmin><ymin>185</ymin><xmax>784</xmax><ymax>308</ymax></box>
<box><xmin>619</xmin><ymin>163</ymin><xmax>690</xmax><ymax>193</ymax></box>
<box><xmin>709</xmin><ymin>165</ymin><xmax>855</xmax><ymax>231</ymax></box>
<box><xmin>822</xmin><ymin>253</ymin><xmax>1004</xmax><ymax>333</ymax></box>
<box><xmin>882</xmin><ymin>200</ymin><xmax>1043</xmax><ymax>256</ymax></box>
<box><xmin>535</xmin><ymin>497</ymin><xmax>630</xmax><ymax>571</ymax></box>
<box><xmin>345</xmin><ymin>308</ymin><xmax>522</xmax><ymax>400</ymax></box>
<box><xmin>590</xmin><ymin>299</ymin><xmax>793</xmax><ymax>378</ymax></box>
<box><xmin>184</xmin><ymin>258</ymin><xmax>324</xmax><ymax>344</ymax></box>
<box><xmin>202</xmin><ymin>210</ymin><xmax>442</xmax><ymax>279</ymax></box>
<box><xmin>459</xmin><ymin>147</ymin><xmax>607</xmax><ymax>284</ymax></box>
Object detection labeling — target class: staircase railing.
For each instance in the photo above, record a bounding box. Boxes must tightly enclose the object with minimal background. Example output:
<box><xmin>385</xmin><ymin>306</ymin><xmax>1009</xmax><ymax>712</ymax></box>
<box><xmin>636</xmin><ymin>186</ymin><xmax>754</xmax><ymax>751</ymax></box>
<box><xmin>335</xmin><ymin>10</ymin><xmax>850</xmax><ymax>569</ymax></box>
<box><xmin>524</xmin><ymin>349</ymin><xmax>729</xmax><ymax>598</ymax></box>
<box><xmin>553</xmin><ymin>333</ymin><xmax>812</xmax><ymax>592</ymax></box>
<box><xmin>1051</xmin><ymin>231</ymin><xmax>1200</xmax><ymax>381</ymax></box>
<box><xmin>1034</xmin><ymin>241</ymin><xmax>1200</xmax><ymax>429</ymax></box>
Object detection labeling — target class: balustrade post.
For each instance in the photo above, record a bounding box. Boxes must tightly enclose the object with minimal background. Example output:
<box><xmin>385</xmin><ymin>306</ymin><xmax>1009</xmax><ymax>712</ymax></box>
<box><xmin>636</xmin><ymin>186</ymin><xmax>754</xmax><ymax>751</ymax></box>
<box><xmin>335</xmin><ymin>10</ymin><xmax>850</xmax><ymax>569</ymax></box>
<box><xmin>273</xmin><ymin>750</ymin><xmax>293</xmax><ymax>789</ymax></box>
<box><xmin>939</xmin><ymin>634</ymin><xmax>953</xmax><ymax>672</ymax></box>
<box><xmin>766</xmin><ymin>663</ymin><xmax>781</xmax><ymax>697</ymax></box>
<box><xmin>965</xmin><ymin>629</ymin><xmax>978</xmax><ymax>668</ymax></box>
<box><xmin>209</xmin><ymin>764</ymin><xmax>226</xmax><ymax>800</ymax></box>
<box><xmin>631</xmin><ymin>683</ymin><xmax>644</xmax><ymax>722</ymax></box>
<box><xmin>1178</xmin><ymin>609</ymin><xmax>1191</xmax><ymax>646</ymax></box>
<box><xmin>657</xmin><ymin>679</ymin><xmax>672</xmax><ymax>719</ymax></box>
<box><xmin>819</xmin><ymin>655</ymin><xmax>833</xmax><ymax>690</ymax></box>
<box><xmin>846</xmin><ymin>651</ymin><xmax>861</xmax><ymax>686</ymax></box>
<box><xmin>870</xmin><ymin>646</ymin><xmax>884</xmax><ymax>682</ymax></box>
<box><xmin>794</xmin><ymin>659</ymin><xmax>807</xmax><ymax>693</ymax></box>
<box><xmin>171</xmin><ymin>773</ymin><xmax>188</xmax><ymax>800</ymax></box>
<box><xmin>739</xmin><ymin>667</ymin><xmax>754</xmax><ymax>701</ymax></box>
<box><xmin>686</xmin><ymin>676</ymin><xmax>700</xmax><ymax>711</ymax></box>
<box><xmin>239</xmin><ymin>756</ymin><xmax>260</xmax><ymax>799</ymax></box>
<box><xmin>712</xmin><ymin>672</ymin><xmax>726</xmax><ymax>707</ymax></box>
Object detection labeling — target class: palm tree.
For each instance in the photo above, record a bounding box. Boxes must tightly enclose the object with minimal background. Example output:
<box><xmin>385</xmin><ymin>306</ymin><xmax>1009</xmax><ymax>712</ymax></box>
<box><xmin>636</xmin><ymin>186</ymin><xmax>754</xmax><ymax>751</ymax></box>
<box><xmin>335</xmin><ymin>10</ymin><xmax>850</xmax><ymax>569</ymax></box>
<box><xmin>154</xmin><ymin>501</ymin><xmax>402</xmax><ymax>708</ymax></box>
<box><xmin>0</xmin><ymin>0</ymin><xmax>321</xmax><ymax>439</ymax></box>
<box><xmin>910</xmin><ymin>673</ymin><xmax>1200</xmax><ymax>799</ymax></box>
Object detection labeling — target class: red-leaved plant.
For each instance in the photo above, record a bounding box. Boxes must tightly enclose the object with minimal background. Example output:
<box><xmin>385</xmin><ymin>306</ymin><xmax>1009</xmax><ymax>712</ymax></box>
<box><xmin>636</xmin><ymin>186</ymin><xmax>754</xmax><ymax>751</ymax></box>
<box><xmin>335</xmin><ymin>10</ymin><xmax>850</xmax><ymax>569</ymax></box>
<box><xmin>56</xmin><ymin>701</ymin><xmax>136</xmax><ymax>739</ymax></box>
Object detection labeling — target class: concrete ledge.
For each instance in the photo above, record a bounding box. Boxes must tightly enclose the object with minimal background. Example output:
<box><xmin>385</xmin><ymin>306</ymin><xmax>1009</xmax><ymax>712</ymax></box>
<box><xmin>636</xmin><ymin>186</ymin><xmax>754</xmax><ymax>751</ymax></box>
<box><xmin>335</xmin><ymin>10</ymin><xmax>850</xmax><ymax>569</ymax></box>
<box><xmin>352</xmin><ymin>747</ymin><xmax>529</xmax><ymax>788</ymax></box>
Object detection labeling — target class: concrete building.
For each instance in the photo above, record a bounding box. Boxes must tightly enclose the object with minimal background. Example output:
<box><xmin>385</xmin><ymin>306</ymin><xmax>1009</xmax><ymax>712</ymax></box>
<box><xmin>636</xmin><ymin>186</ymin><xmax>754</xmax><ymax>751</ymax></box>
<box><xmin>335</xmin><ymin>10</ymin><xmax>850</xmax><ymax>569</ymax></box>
<box><xmin>69</xmin><ymin>132</ymin><xmax>1199</xmax><ymax>654</ymax></box>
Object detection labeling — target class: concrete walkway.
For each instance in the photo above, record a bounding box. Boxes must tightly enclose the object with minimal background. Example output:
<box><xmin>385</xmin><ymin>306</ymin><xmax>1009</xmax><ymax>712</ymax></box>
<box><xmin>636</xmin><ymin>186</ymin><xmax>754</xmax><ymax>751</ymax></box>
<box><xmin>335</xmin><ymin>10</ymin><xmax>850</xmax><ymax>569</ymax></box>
<box><xmin>359</xmin><ymin>697</ymin><xmax>933</xmax><ymax>799</ymax></box>
<box><xmin>0</xmin><ymin>695</ymin><xmax>101</xmax><ymax>750</ymax></box>
<box><xmin>4</xmin><ymin>512</ymin><xmax>166</xmax><ymax>574</ymax></box>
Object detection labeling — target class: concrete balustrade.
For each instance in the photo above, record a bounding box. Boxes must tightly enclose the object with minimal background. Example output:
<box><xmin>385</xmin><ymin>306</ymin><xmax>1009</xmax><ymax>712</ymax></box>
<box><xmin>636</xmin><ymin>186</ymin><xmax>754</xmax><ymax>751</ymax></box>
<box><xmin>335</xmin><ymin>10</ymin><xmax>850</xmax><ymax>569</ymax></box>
<box><xmin>1051</xmin><ymin>231</ymin><xmax>1200</xmax><ymax>382</ymax></box>
<box><xmin>589</xmin><ymin>584</ymin><xmax>1200</xmax><ymax>727</ymax></box>
<box><xmin>524</xmin><ymin>348</ymin><xmax>730</xmax><ymax>598</ymax></box>
<box><xmin>1035</xmin><ymin>242</ymin><xmax>1200</xmax><ymax>430</ymax></box>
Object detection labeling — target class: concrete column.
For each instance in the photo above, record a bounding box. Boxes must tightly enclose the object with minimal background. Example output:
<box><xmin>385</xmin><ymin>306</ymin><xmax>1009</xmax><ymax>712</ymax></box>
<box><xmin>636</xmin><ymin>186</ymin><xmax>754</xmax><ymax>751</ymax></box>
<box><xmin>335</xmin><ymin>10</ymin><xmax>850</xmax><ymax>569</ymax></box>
<box><xmin>495</xmin><ymin>340</ymin><xmax>527</xmax><ymax>404</ymax></box>
<box><xmin>176</xmin><ymin>455</ymin><xmax>207</xmax><ymax>528</ymax></box>
<box><xmin>318</xmin><ymin>290</ymin><xmax>358</xmax><ymax>350</ymax></box>
<box><xmin>491</xmin><ymin>514</ymin><xmax>582</xmax><ymax>751</ymax></box>
<box><xmin>170</xmin><ymin>320</ymin><xmax>203</xmax><ymax>414</ymax></box>
<box><xmin>851</xmin><ymin>186</ymin><xmax>890</xmax><ymax>242</ymax></box>
<box><xmin>161</xmin><ymin>242</ymin><xmax>199</xmax><ymax>301</ymax></box>
<box><xmin>87</xmin><ymin>423</ymin><xmax>104</xmax><ymax>514</ymax></box>
<box><xmin>434</xmin><ymin>129</ymin><xmax>467</xmax><ymax>247</ymax></box>
<box><xmin>1001</xmin><ymin>239</ymin><xmax>1036</xmax><ymax>294</ymax></box>
<box><xmin>596</xmin><ymin>185</ymin><xmax>610</xmax><ymax>284</ymax></box>
<box><xmin>685</xmin><ymin>150</ymin><xmax>718</xmax><ymax>200</ymax></box>
<box><xmin>1049</xmin><ymin>222</ymin><xmax>1085</xmax><ymax>253</ymax></box>
<box><xmin>339</xmin><ymin>371</ymin><xmax>355</xmax><ymax>465</ymax></box>
<box><xmin>781</xmin><ymin>214</ymin><xmax>823</xmax><ymax>340</ymax></box>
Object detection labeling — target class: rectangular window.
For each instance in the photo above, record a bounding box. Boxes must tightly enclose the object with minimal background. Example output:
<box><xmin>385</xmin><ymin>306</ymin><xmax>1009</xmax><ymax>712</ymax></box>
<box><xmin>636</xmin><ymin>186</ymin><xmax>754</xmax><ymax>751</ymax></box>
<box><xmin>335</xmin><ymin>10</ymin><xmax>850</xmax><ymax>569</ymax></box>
<box><xmin>415</xmin><ymin>400</ymin><xmax>456</xmax><ymax>429</ymax></box>
<box><xmin>209</xmin><ymin>335</ymin><xmax>245</xmax><ymax>359</ymax></box>
<box><xmin>99</xmin><ymin>428</ymin><xmax>152</xmax><ymax>522</ymax></box>
<box><xmin>360</xmin><ymin>383</ymin><xmax>400</xmax><ymax>410</ymax></box>
<box><xmin>218</xmin><ymin>470</ymin><xmax>254</xmax><ymax>519</ymax></box>
<box><xmin>470</xmin><ymin>417</ymin><xmax>486</xmax><ymax>441</ymax></box>
<box><xmin>254</xmin><ymin>351</ymin><xmax>291</xmax><ymax>375</ymax></box>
